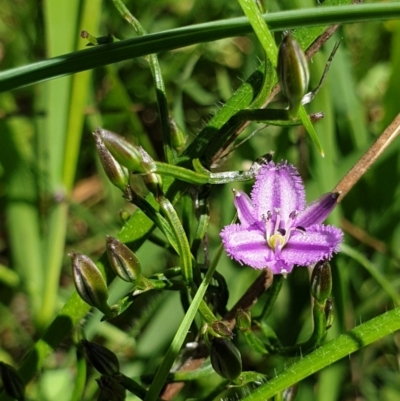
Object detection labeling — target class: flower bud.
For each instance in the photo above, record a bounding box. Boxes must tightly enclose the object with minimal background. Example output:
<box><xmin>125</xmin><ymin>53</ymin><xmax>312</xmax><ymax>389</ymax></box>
<box><xmin>95</xmin><ymin>128</ymin><xmax>144</xmax><ymax>173</ymax></box>
<box><xmin>0</xmin><ymin>362</ymin><xmax>25</xmax><ymax>401</ymax></box>
<box><xmin>169</xmin><ymin>117</ymin><xmax>186</xmax><ymax>154</ymax></box>
<box><xmin>119</xmin><ymin>209</ymin><xmax>131</xmax><ymax>223</ymax></box>
<box><xmin>311</xmin><ymin>260</ymin><xmax>332</xmax><ymax>304</ymax></box>
<box><xmin>96</xmin><ymin>375</ymin><xmax>125</xmax><ymax>401</ymax></box>
<box><xmin>106</xmin><ymin>236</ymin><xmax>141</xmax><ymax>282</ymax></box>
<box><xmin>324</xmin><ymin>298</ymin><xmax>335</xmax><ymax>329</ymax></box>
<box><xmin>141</xmin><ymin>172</ymin><xmax>163</xmax><ymax>198</ymax></box>
<box><xmin>277</xmin><ymin>32</ymin><xmax>309</xmax><ymax>118</ymax></box>
<box><xmin>210</xmin><ymin>339</ymin><xmax>242</xmax><ymax>380</ymax></box>
<box><xmin>236</xmin><ymin>309</ymin><xmax>251</xmax><ymax>332</ymax></box>
<box><xmin>71</xmin><ymin>252</ymin><xmax>112</xmax><ymax>315</ymax></box>
<box><xmin>211</xmin><ymin>321</ymin><xmax>233</xmax><ymax>338</ymax></box>
<box><xmin>93</xmin><ymin>131</ymin><xmax>130</xmax><ymax>192</ymax></box>
<box><xmin>81</xmin><ymin>340</ymin><xmax>120</xmax><ymax>376</ymax></box>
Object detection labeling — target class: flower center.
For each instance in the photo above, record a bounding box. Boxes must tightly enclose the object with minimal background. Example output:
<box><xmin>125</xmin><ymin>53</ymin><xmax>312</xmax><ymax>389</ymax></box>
<box><xmin>268</xmin><ymin>233</ymin><xmax>286</xmax><ymax>250</ymax></box>
<box><xmin>264</xmin><ymin>209</ymin><xmax>304</xmax><ymax>251</ymax></box>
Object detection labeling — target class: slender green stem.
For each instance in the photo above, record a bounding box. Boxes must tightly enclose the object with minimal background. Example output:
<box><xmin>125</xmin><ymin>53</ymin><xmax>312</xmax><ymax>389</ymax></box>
<box><xmin>2</xmin><ymin>4</ymin><xmax>400</xmax><ymax>92</ymax></box>
<box><xmin>242</xmin><ymin>306</ymin><xmax>400</xmax><ymax>401</ymax></box>
<box><xmin>119</xmin><ymin>374</ymin><xmax>149</xmax><ymax>399</ymax></box>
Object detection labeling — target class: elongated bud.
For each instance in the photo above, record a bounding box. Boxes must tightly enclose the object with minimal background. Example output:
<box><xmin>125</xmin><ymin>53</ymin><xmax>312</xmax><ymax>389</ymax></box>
<box><xmin>311</xmin><ymin>260</ymin><xmax>332</xmax><ymax>304</ymax></box>
<box><xmin>71</xmin><ymin>252</ymin><xmax>112</xmax><ymax>315</ymax></box>
<box><xmin>93</xmin><ymin>131</ymin><xmax>130</xmax><ymax>192</ymax></box>
<box><xmin>236</xmin><ymin>308</ymin><xmax>251</xmax><ymax>332</ymax></box>
<box><xmin>106</xmin><ymin>236</ymin><xmax>141</xmax><ymax>282</ymax></box>
<box><xmin>96</xmin><ymin>376</ymin><xmax>125</xmax><ymax>401</ymax></box>
<box><xmin>95</xmin><ymin>128</ymin><xmax>144</xmax><ymax>173</ymax></box>
<box><xmin>81</xmin><ymin>340</ymin><xmax>120</xmax><ymax>376</ymax></box>
<box><xmin>0</xmin><ymin>362</ymin><xmax>25</xmax><ymax>401</ymax></box>
<box><xmin>169</xmin><ymin>118</ymin><xmax>186</xmax><ymax>154</ymax></box>
<box><xmin>277</xmin><ymin>32</ymin><xmax>309</xmax><ymax>118</ymax></box>
<box><xmin>210</xmin><ymin>339</ymin><xmax>242</xmax><ymax>380</ymax></box>
<box><xmin>324</xmin><ymin>298</ymin><xmax>335</xmax><ymax>329</ymax></box>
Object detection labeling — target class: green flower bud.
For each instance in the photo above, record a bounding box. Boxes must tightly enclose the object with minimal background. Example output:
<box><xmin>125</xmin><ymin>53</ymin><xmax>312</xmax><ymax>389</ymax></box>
<box><xmin>311</xmin><ymin>260</ymin><xmax>332</xmax><ymax>304</ymax></box>
<box><xmin>93</xmin><ymin>131</ymin><xmax>130</xmax><ymax>192</ymax></box>
<box><xmin>119</xmin><ymin>209</ymin><xmax>131</xmax><ymax>223</ymax></box>
<box><xmin>277</xmin><ymin>32</ymin><xmax>309</xmax><ymax>118</ymax></box>
<box><xmin>324</xmin><ymin>298</ymin><xmax>335</xmax><ymax>329</ymax></box>
<box><xmin>210</xmin><ymin>339</ymin><xmax>242</xmax><ymax>380</ymax></box>
<box><xmin>95</xmin><ymin>128</ymin><xmax>144</xmax><ymax>173</ymax></box>
<box><xmin>96</xmin><ymin>375</ymin><xmax>125</xmax><ymax>401</ymax></box>
<box><xmin>169</xmin><ymin>117</ymin><xmax>186</xmax><ymax>154</ymax></box>
<box><xmin>236</xmin><ymin>309</ymin><xmax>251</xmax><ymax>332</ymax></box>
<box><xmin>0</xmin><ymin>362</ymin><xmax>25</xmax><ymax>401</ymax></box>
<box><xmin>106</xmin><ymin>236</ymin><xmax>141</xmax><ymax>282</ymax></box>
<box><xmin>81</xmin><ymin>340</ymin><xmax>120</xmax><ymax>376</ymax></box>
<box><xmin>71</xmin><ymin>252</ymin><xmax>112</xmax><ymax>315</ymax></box>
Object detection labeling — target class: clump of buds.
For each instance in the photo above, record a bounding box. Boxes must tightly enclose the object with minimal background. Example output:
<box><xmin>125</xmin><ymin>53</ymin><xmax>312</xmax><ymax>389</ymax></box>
<box><xmin>81</xmin><ymin>339</ymin><xmax>120</xmax><ymax>376</ymax></box>
<box><xmin>106</xmin><ymin>236</ymin><xmax>142</xmax><ymax>283</ymax></box>
<box><xmin>94</xmin><ymin>128</ymin><xmax>163</xmax><ymax>198</ymax></box>
<box><xmin>95</xmin><ymin>128</ymin><xmax>144</xmax><ymax>173</ymax></box>
<box><xmin>277</xmin><ymin>32</ymin><xmax>310</xmax><ymax>118</ymax></box>
<box><xmin>70</xmin><ymin>252</ymin><xmax>114</xmax><ymax>317</ymax></box>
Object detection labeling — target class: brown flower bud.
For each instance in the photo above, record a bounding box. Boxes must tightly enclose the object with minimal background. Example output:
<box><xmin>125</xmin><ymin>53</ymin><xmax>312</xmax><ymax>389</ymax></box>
<box><xmin>81</xmin><ymin>340</ymin><xmax>120</xmax><ymax>376</ymax></box>
<box><xmin>106</xmin><ymin>236</ymin><xmax>141</xmax><ymax>282</ymax></box>
<box><xmin>93</xmin><ymin>131</ymin><xmax>130</xmax><ymax>192</ymax></box>
<box><xmin>71</xmin><ymin>252</ymin><xmax>112</xmax><ymax>316</ymax></box>
<box><xmin>210</xmin><ymin>339</ymin><xmax>242</xmax><ymax>380</ymax></box>
<box><xmin>277</xmin><ymin>33</ymin><xmax>309</xmax><ymax>118</ymax></box>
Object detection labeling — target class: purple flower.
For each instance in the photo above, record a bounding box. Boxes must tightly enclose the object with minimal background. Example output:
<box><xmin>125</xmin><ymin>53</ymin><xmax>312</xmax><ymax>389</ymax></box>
<box><xmin>220</xmin><ymin>161</ymin><xmax>343</xmax><ymax>275</ymax></box>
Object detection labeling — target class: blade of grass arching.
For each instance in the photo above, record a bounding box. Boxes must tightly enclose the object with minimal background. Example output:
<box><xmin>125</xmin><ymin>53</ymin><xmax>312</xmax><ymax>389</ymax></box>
<box><xmin>1</xmin><ymin>3</ymin><xmax>400</xmax><ymax>92</ymax></box>
<box><xmin>0</xmin><ymin>114</ymin><xmax>43</xmax><ymax>320</ymax></box>
<box><xmin>110</xmin><ymin>0</ymin><xmax>174</xmax><ymax>163</ymax></box>
<box><xmin>36</xmin><ymin>0</ymin><xmax>81</xmax><ymax>329</ymax></box>
<box><xmin>237</xmin><ymin>0</ymin><xmax>324</xmax><ymax>156</ymax></box>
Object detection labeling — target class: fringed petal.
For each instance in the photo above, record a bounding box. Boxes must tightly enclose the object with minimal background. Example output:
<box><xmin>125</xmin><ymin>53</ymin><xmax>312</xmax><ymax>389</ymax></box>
<box><xmin>251</xmin><ymin>161</ymin><xmax>305</xmax><ymax>220</ymax></box>
<box><xmin>280</xmin><ymin>224</ymin><xmax>343</xmax><ymax>266</ymax></box>
<box><xmin>220</xmin><ymin>224</ymin><xmax>274</xmax><ymax>269</ymax></box>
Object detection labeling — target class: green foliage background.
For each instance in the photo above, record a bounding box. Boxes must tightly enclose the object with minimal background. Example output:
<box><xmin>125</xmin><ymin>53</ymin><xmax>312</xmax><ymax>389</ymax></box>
<box><xmin>1</xmin><ymin>0</ymin><xmax>400</xmax><ymax>400</ymax></box>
